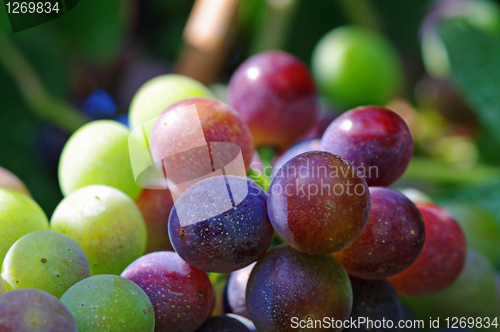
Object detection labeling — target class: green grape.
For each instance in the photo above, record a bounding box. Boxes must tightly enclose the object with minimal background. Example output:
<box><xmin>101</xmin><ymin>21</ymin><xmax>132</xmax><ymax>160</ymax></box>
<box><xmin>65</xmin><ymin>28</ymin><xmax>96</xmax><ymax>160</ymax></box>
<box><xmin>1</xmin><ymin>230</ymin><xmax>90</xmax><ymax>298</ymax></box>
<box><xmin>403</xmin><ymin>250</ymin><xmax>499</xmax><ymax>327</ymax></box>
<box><xmin>58</xmin><ymin>120</ymin><xmax>141</xmax><ymax>200</ymax></box>
<box><xmin>0</xmin><ymin>166</ymin><xmax>31</xmax><ymax>197</ymax></box>
<box><xmin>0</xmin><ymin>275</ymin><xmax>6</xmax><ymax>295</ymax></box>
<box><xmin>50</xmin><ymin>185</ymin><xmax>147</xmax><ymax>276</ymax></box>
<box><xmin>60</xmin><ymin>275</ymin><xmax>155</xmax><ymax>332</ymax></box>
<box><xmin>129</xmin><ymin>74</ymin><xmax>214</xmax><ymax>129</ymax></box>
<box><xmin>0</xmin><ymin>189</ymin><xmax>49</xmax><ymax>266</ymax></box>
<box><xmin>311</xmin><ymin>25</ymin><xmax>403</xmax><ymax>110</ymax></box>
<box><xmin>444</xmin><ymin>203</ymin><xmax>500</xmax><ymax>269</ymax></box>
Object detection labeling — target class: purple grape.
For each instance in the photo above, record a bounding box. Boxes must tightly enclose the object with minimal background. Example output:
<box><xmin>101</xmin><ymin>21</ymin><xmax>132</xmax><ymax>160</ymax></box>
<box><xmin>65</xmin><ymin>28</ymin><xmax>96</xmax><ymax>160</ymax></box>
<box><xmin>344</xmin><ymin>276</ymin><xmax>403</xmax><ymax>332</ymax></box>
<box><xmin>268</xmin><ymin>151</ymin><xmax>370</xmax><ymax>255</ymax></box>
<box><xmin>389</xmin><ymin>203</ymin><xmax>466</xmax><ymax>296</ymax></box>
<box><xmin>246</xmin><ymin>245</ymin><xmax>352</xmax><ymax>332</ymax></box>
<box><xmin>169</xmin><ymin>176</ymin><xmax>274</xmax><ymax>273</ymax></box>
<box><xmin>335</xmin><ymin>187</ymin><xmax>425</xmax><ymax>279</ymax></box>
<box><xmin>121</xmin><ymin>251</ymin><xmax>214</xmax><ymax>332</ymax></box>
<box><xmin>321</xmin><ymin>106</ymin><xmax>413</xmax><ymax>187</ymax></box>
<box><xmin>228</xmin><ymin>51</ymin><xmax>318</xmax><ymax>148</ymax></box>
<box><xmin>271</xmin><ymin>139</ymin><xmax>322</xmax><ymax>178</ymax></box>
<box><xmin>0</xmin><ymin>289</ymin><xmax>78</xmax><ymax>332</ymax></box>
<box><xmin>225</xmin><ymin>262</ymin><xmax>255</xmax><ymax>319</ymax></box>
<box><xmin>195</xmin><ymin>316</ymin><xmax>251</xmax><ymax>332</ymax></box>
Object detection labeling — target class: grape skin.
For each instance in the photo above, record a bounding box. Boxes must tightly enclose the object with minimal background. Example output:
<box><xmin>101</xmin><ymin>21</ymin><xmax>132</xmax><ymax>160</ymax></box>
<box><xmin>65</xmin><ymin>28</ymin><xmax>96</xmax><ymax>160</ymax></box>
<box><xmin>0</xmin><ymin>289</ymin><xmax>78</xmax><ymax>332</ymax></box>
<box><xmin>58</xmin><ymin>120</ymin><xmax>141</xmax><ymax>199</ymax></box>
<box><xmin>0</xmin><ymin>188</ymin><xmax>49</xmax><ymax>266</ymax></box>
<box><xmin>2</xmin><ymin>230</ymin><xmax>90</xmax><ymax>298</ymax></box>
<box><xmin>60</xmin><ymin>275</ymin><xmax>155</xmax><ymax>332</ymax></box>
<box><xmin>121</xmin><ymin>251</ymin><xmax>214</xmax><ymax>332</ymax></box>
<box><xmin>268</xmin><ymin>151</ymin><xmax>370</xmax><ymax>255</ymax></box>
<box><xmin>50</xmin><ymin>185</ymin><xmax>147</xmax><ymax>276</ymax></box>
<box><xmin>334</xmin><ymin>187</ymin><xmax>425</xmax><ymax>279</ymax></box>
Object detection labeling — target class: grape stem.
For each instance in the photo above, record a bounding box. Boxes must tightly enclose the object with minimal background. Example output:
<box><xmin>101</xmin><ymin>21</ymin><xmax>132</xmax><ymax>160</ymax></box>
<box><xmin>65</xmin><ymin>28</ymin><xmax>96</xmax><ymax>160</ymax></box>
<box><xmin>250</xmin><ymin>0</ymin><xmax>299</xmax><ymax>53</ymax></box>
<box><xmin>0</xmin><ymin>32</ymin><xmax>89</xmax><ymax>134</ymax></box>
<box><xmin>337</xmin><ymin>0</ymin><xmax>382</xmax><ymax>32</ymax></box>
<box><xmin>403</xmin><ymin>157</ymin><xmax>500</xmax><ymax>184</ymax></box>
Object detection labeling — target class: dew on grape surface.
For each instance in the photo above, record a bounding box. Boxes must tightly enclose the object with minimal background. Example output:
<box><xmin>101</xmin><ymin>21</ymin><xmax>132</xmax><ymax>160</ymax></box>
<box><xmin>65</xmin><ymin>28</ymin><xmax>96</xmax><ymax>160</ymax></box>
<box><xmin>334</xmin><ymin>187</ymin><xmax>425</xmax><ymax>279</ymax></box>
<box><xmin>121</xmin><ymin>251</ymin><xmax>214</xmax><ymax>332</ymax></box>
<box><xmin>246</xmin><ymin>244</ymin><xmax>352</xmax><ymax>332</ymax></box>
<box><xmin>0</xmin><ymin>188</ymin><xmax>49</xmax><ymax>266</ymax></box>
<box><xmin>60</xmin><ymin>275</ymin><xmax>155</xmax><ymax>332</ymax></box>
<box><xmin>169</xmin><ymin>176</ymin><xmax>273</xmax><ymax>273</ymax></box>
<box><xmin>50</xmin><ymin>185</ymin><xmax>147</xmax><ymax>276</ymax></box>
<box><xmin>1</xmin><ymin>229</ymin><xmax>90</xmax><ymax>298</ymax></box>
<box><xmin>268</xmin><ymin>151</ymin><xmax>370</xmax><ymax>255</ymax></box>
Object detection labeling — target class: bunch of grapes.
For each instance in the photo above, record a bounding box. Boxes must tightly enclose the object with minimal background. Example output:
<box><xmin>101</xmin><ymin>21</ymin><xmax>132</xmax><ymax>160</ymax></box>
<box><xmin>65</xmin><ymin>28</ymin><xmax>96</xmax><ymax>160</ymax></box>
<box><xmin>0</xmin><ymin>37</ymin><xmax>496</xmax><ymax>332</ymax></box>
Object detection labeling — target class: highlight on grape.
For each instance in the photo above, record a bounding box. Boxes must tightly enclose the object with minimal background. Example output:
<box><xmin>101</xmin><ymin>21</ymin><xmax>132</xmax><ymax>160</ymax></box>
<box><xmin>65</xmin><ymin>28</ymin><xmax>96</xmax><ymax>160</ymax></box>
<box><xmin>128</xmin><ymin>103</ymin><xmax>249</xmax><ymax>227</ymax></box>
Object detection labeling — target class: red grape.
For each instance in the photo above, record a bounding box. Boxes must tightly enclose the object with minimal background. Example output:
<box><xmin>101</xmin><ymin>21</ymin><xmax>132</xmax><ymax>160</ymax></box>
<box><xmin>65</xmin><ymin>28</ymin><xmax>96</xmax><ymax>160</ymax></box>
<box><xmin>135</xmin><ymin>185</ymin><xmax>175</xmax><ymax>252</ymax></box>
<box><xmin>389</xmin><ymin>203</ymin><xmax>467</xmax><ymax>296</ymax></box>
<box><xmin>334</xmin><ymin>187</ymin><xmax>425</xmax><ymax>279</ymax></box>
<box><xmin>228</xmin><ymin>51</ymin><xmax>318</xmax><ymax>148</ymax></box>
<box><xmin>321</xmin><ymin>106</ymin><xmax>413</xmax><ymax>187</ymax></box>
<box><xmin>149</xmin><ymin>97</ymin><xmax>254</xmax><ymax>186</ymax></box>
<box><xmin>121</xmin><ymin>251</ymin><xmax>214</xmax><ymax>332</ymax></box>
<box><xmin>268</xmin><ymin>151</ymin><xmax>370</xmax><ymax>255</ymax></box>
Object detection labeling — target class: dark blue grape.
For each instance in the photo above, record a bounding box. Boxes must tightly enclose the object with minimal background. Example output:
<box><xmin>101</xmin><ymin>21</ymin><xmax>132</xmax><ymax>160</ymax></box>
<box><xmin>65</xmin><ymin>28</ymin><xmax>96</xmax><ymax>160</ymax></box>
<box><xmin>169</xmin><ymin>176</ymin><xmax>273</xmax><ymax>273</ymax></box>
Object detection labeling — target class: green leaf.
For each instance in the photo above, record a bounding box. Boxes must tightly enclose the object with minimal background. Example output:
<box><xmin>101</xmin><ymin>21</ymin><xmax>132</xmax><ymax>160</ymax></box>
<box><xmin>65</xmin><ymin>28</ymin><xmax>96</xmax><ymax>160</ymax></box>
<box><xmin>436</xmin><ymin>181</ymin><xmax>500</xmax><ymax>229</ymax></box>
<box><xmin>440</xmin><ymin>21</ymin><xmax>500</xmax><ymax>161</ymax></box>
<box><xmin>53</xmin><ymin>0</ymin><xmax>128</xmax><ymax>62</ymax></box>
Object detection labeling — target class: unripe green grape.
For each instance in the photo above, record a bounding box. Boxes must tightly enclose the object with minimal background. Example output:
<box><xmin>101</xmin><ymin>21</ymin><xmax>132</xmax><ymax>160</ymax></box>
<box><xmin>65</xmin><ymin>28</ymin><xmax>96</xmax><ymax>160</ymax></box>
<box><xmin>0</xmin><ymin>189</ymin><xmax>49</xmax><ymax>266</ymax></box>
<box><xmin>60</xmin><ymin>275</ymin><xmax>155</xmax><ymax>332</ymax></box>
<box><xmin>311</xmin><ymin>25</ymin><xmax>403</xmax><ymax>110</ymax></box>
<box><xmin>58</xmin><ymin>120</ymin><xmax>141</xmax><ymax>199</ymax></box>
<box><xmin>1</xmin><ymin>230</ymin><xmax>90</xmax><ymax>298</ymax></box>
<box><xmin>50</xmin><ymin>185</ymin><xmax>147</xmax><ymax>276</ymax></box>
<box><xmin>444</xmin><ymin>203</ymin><xmax>500</xmax><ymax>269</ymax></box>
<box><xmin>129</xmin><ymin>74</ymin><xmax>213</xmax><ymax>129</ymax></box>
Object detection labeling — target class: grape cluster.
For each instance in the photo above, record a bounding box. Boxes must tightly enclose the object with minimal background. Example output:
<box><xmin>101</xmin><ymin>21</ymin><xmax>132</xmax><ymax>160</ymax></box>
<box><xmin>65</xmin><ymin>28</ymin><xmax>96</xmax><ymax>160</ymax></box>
<box><xmin>0</xmin><ymin>48</ymin><xmax>479</xmax><ymax>332</ymax></box>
